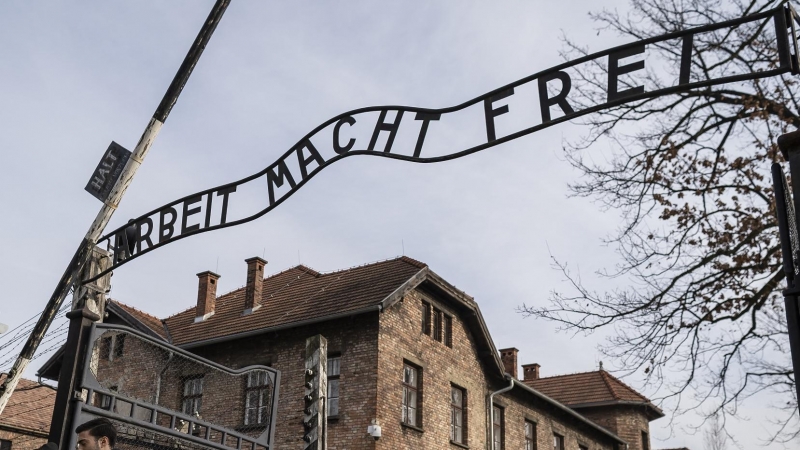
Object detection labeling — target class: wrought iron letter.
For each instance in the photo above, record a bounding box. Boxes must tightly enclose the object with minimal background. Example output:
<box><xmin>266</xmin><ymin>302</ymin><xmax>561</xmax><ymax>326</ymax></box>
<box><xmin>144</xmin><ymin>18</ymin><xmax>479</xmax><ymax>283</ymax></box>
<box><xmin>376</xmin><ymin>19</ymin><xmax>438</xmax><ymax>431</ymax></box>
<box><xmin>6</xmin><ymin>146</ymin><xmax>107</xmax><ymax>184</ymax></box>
<box><xmin>217</xmin><ymin>186</ymin><xmax>236</xmax><ymax>225</ymax></box>
<box><xmin>538</xmin><ymin>71</ymin><xmax>575</xmax><ymax>123</ymax></box>
<box><xmin>367</xmin><ymin>110</ymin><xmax>404</xmax><ymax>153</ymax></box>
<box><xmin>266</xmin><ymin>160</ymin><xmax>297</xmax><ymax>205</ymax></box>
<box><xmin>607</xmin><ymin>44</ymin><xmax>646</xmax><ymax>102</ymax></box>
<box><xmin>333</xmin><ymin>116</ymin><xmax>357</xmax><ymax>154</ymax></box>
<box><xmin>158</xmin><ymin>206</ymin><xmax>178</xmax><ymax>243</ymax></box>
<box><xmin>204</xmin><ymin>193</ymin><xmax>214</xmax><ymax>228</ymax></box>
<box><xmin>135</xmin><ymin>217</ymin><xmax>154</xmax><ymax>253</ymax></box>
<box><xmin>295</xmin><ymin>140</ymin><xmax>326</xmax><ymax>179</ymax></box>
<box><xmin>484</xmin><ymin>88</ymin><xmax>514</xmax><ymax>143</ymax></box>
<box><xmin>679</xmin><ymin>35</ymin><xmax>693</xmax><ymax>85</ymax></box>
<box><xmin>413</xmin><ymin>113</ymin><xmax>441</xmax><ymax>158</ymax></box>
<box><xmin>181</xmin><ymin>195</ymin><xmax>203</xmax><ymax>234</ymax></box>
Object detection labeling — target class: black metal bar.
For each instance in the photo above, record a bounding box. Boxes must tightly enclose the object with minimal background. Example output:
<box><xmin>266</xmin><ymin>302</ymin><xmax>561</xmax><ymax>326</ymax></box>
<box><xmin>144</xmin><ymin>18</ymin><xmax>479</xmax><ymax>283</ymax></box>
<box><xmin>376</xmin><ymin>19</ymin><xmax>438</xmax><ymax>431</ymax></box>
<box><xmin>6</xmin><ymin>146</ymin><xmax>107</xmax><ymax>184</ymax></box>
<box><xmin>775</xmin><ymin>131</ymin><xmax>800</xmax><ymax>415</ymax></box>
<box><xmin>47</xmin><ymin>307</ymin><xmax>101</xmax><ymax>449</ymax></box>
<box><xmin>153</xmin><ymin>0</ymin><xmax>231</xmax><ymax>123</ymax></box>
<box><xmin>771</xmin><ymin>164</ymin><xmax>796</xmax><ymax>283</ymax></box>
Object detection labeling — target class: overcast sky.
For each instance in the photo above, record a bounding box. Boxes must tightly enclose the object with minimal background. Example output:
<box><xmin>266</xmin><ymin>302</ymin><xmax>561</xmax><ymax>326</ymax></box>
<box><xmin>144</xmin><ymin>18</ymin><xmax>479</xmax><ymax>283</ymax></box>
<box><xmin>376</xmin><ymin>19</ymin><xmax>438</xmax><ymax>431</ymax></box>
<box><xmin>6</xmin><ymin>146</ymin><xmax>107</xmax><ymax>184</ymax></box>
<box><xmin>0</xmin><ymin>2</ymin><xmax>795</xmax><ymax>448</ymax></box>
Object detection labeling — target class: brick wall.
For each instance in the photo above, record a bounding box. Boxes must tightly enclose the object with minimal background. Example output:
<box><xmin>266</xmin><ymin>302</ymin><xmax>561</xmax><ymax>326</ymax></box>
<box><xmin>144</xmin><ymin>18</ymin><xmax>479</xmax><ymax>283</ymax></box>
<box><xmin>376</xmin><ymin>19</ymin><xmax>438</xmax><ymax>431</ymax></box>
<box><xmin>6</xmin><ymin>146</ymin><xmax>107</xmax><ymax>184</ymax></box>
<box><xmin>193</xmin><ymin>313</ymin><xmax>381</xmax><ymax>450</ymax></box>
<box><xmin>375</xmin><ymin>289</ymin><xmax>620</xmax><ymax>450</ymax></box>
<box><xmin>0</xmin><ymin>429</ymin><xmax>46</xmax><ymax>450</ymax></box>
<box><xmin>578</xmin><ymin>405</ymin><xmax>651</xmax><ymax>450</ymax></box>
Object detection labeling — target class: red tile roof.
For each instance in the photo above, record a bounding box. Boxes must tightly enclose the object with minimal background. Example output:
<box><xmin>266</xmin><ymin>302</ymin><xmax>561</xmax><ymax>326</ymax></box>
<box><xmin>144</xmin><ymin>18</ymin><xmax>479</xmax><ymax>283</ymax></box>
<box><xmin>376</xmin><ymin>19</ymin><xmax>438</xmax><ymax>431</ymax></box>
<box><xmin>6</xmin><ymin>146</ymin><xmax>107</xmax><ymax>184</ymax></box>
<box><xmin>162</xmin><ymin>256</ymin><xmax>427</xmax><ymax>346</ymax></box>
<box><xmin>0</xmin><ymin>374</ymin><xmax>56</xmax><ymax>435</ymax></box>
<box><xmin>525</xmin><ymin>370</ymin><xmax>663</xmax><ymax>417</ymax></box>
<box><xmin>110</xmin><ymin>300</ymin><xmax>168</xmax><ymax>339</ymax></box>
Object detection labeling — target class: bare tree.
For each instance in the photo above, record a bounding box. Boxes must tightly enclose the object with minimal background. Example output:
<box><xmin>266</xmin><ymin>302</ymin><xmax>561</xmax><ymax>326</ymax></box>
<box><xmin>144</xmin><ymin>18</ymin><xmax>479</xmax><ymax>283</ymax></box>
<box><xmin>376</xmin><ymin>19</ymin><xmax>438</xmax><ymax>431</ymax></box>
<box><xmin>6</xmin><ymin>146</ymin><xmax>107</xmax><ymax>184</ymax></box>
<box><xmin>518</xmin><ymin>0</ymin><xmax>798</xmax><ymax>442</ymax></box>
<box><xmin>704</xmin><ymin>413</ymin><xmax>730</xmax><ymax>450</ymax></box>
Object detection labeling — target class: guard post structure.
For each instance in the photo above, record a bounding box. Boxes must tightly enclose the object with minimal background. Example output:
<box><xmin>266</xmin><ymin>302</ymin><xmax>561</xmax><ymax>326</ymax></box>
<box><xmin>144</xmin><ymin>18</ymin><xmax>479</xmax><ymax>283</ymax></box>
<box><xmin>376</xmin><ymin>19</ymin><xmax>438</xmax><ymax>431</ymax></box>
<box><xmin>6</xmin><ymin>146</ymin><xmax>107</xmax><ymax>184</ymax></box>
<box><xmin>774</xmin><ymin>130</ymin><xmax>800</xmax><ymax>413</ymax></box>
<box><xmin>303</xmin><ymin>335</ymin><xmax>327</xmax><ymax>450</ymax></box>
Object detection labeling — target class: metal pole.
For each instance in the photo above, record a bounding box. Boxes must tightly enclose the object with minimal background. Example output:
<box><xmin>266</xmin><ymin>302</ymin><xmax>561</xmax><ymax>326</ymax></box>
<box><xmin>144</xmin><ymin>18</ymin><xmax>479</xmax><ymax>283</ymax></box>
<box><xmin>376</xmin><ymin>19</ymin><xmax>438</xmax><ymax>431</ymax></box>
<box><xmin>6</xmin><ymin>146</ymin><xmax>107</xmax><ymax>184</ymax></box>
<box><xmin>0</xmin><ymin>0</ymin><xmax>232</xmax><ymax>415</ymax></box>
<box><xmin>777</xmin><ymin>130</ymin><xmax>800</xmax><ymax>413</ymax></box>
<box><xmin>47</xmin><ymin>307</ymin><xmax>100</xmax><ymax>449</ymax></box>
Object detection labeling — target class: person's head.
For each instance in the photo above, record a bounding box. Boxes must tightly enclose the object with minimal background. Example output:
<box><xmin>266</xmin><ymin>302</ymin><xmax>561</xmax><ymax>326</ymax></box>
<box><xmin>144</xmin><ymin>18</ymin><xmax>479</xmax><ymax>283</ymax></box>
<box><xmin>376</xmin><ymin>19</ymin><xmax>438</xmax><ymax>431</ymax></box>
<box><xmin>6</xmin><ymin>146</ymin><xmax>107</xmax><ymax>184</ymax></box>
<box><xmin>75</xmin><ymin>418</ymin><xmax>116</xmax><ymax>450</ymax></box>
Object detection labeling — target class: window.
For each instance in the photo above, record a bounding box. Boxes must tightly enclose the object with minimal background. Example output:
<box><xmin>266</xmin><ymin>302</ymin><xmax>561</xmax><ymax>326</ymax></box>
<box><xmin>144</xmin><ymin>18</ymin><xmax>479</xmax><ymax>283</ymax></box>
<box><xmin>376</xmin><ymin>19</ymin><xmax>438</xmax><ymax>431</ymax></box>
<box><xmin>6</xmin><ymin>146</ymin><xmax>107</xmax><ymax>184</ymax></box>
<box><xmin>244</xmin><ymin>371</ymin><xmax>272</xmax><ymax>426</ymax></box>
<box><xmin>525</xmin><ymin>420</ymin><xmax>537</xmax><ymax>450</ymax></box>
<box><xmin>450</xmin><ymin>386</ymin><xmax>466</xmax><ymax>444</ymax></box>
<box><xmin>327</xmin><ymin>355</ymin><xmax>341</xmax><ymax>417</ymax></box>
<box><xmin>641</xmin><ymin>431</ymin><xmax>649</xmax><ymax>450</ymax></box>
<box><xmin>100</xmin><ymin>334</ymin><xmax>125</xmax><ymax>360</ymax></box>
<box><xmin>401</xmin><ymin>363</ymin><xmax>420</xmax><ymax>427</ymax></box>
<box><xmin>182</xmin><ymin>377</ymin><xmax>204</xmax><ymax>415</ymax></box>
<box><xmin>492</xmin><ymin>405</ymin><xmax>504</xmax><ymax>450</ymax></box>
<box><xmin>433</xmin><ymin>308</ymin><xmax>442</xmax><ymax>341</ymax></box>
<box><xmin>421</xmin><ymin>301</ymin><xmax>431</xmax><ymax>335</ymax></box>
<box><xmin>443</xmin><ymin>314</ymin><xmax>452</xmax><ymax>347</ymax></box>
<box><xmin>553</xmin><ymin>433</ymin><xmax>564</xmax><ymax>450</ymax></box>
<box><xmin>1</xmin><ymin>439</ymin><xmax>11</xmax><ymax>450</ymax></box>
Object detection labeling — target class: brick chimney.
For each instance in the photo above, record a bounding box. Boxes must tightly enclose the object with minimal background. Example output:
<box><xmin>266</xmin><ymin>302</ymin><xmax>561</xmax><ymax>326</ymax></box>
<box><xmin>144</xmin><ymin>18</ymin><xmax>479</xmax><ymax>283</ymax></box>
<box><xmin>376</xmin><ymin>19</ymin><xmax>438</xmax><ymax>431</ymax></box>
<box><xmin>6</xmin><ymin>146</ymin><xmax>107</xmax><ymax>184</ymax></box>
<box><xmin>522</xmin><ymin>363</ymin><xmax>541</xmax><ymax>381</ymax></box>
<box><xmin>499</xmin><ymin>347</ymin><xmax>519</xmax><ymax>378</ymax></box>
<box><xmin>244</xmin><ymin>257</ymin><xmax>267</xmax><ymax>314</ymax></box>
<box><xmin>195</xmin><ymin>271</ymin><xmax>220</xmax><ymax>322</ymax></box>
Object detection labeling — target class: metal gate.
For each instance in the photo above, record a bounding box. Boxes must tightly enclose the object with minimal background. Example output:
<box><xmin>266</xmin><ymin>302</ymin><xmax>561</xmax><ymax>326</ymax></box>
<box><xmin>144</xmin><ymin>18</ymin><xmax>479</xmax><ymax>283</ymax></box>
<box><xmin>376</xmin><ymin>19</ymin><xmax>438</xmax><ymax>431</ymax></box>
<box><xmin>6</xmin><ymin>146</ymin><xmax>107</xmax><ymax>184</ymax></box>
<box><xmin>67</xmin><ymin>323</ymin><xmax>280</xmax><ymax>450</ymax></box>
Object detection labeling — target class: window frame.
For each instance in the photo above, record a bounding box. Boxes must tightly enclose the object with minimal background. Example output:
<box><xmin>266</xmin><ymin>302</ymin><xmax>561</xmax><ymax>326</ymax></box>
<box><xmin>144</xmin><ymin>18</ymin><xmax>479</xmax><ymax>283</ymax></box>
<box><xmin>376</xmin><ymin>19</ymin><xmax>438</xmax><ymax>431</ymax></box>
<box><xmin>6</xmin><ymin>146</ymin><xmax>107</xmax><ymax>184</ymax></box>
<box><xmin>450</xmin><ymin>385</ymin><xmax>467</xmax><ymax>444</ymax></box>
<box><xmin>327</xmin><ymin>354</ymin><xmax>341</xmax><ymax>418</ymax></box>
<box><xmin>100</xmin><ymin>333</ymin><xmax>125</xmax><ymax>361</ymax></box>
<box><xmin>243</xmin><ymin>371</ymin><xmax>272</xmax><ymax>426</ymax></box>
<box><xmin>524</xmin><ymin>419</ymin><xmax>537</xmax><ymax>450</ymax></box>
<box><xmin>181</xmin><ymin>375</ymin><xmax>204</xmax><ymax>416</ymax></box>
<box><xmin>401</xmin><ymin>362</ymin><xmax>421</xmax><ymax>428</ymax></box>
<box><xmin>443</xmin><ymin>314</ymin><xmax>453</xmax><ymax>347</ymax></box>
<box><xmin>433</xmin><ymin>307</ymin><xmax>442</xmax><ymax>341</ymax></box>
<box><xmin>641</xmin><ymin>431</ymin><xmax>649</xmax><ymax>450</ymax></box>
<box><xmin>421</xmin><ymin>301</ymin><xmax>431</xmax><ymax>335</ymax></box>
<box><xmin>553</xmin><ymin>433</ymin><xmax>565</xmax><ymax>450</ymax></box>
<box><xmin>492</xmin><ymin>404</ymin><xmax>504</xmax><ymax>450</ymax></box>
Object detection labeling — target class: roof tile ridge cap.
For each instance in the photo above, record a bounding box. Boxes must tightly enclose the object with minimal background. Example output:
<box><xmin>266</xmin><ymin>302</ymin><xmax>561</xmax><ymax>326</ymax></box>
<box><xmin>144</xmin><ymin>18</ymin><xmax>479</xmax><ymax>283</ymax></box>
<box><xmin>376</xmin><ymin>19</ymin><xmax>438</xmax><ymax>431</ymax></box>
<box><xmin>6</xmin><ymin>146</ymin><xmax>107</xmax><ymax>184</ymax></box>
<box><xmin>529</xmin><ymin>369</ymin><xmax>605</xmax><ymax>381</ymax></box>
<box><xmin>600</xmin><ymin>369</ymin><xmax>652</xmax><ymax>403</ymax></box>
<box><xmin>598</xmin><ymin>370</ymin><xmax>622</xmax><ymax>400</ymax></box>
<box><xmin>264</xmin><ymin>265</ymin><xmax>320</xmax><ymax>280</ymax></box>
<box><xmin>294</xmin><ymin>264</ymin><xmax>321</xmax><ymax>277</ymax></box>
<box><xmin>315</xmin><ymin>255</ymin><xmax>425</xmax><ymax>276</ymax></box>
<box><xmin>398</xmin><ymin>255</ymin><xmax>428</xmax><ymax>268</ymax></box>
<box><xmin>110</xmin><ymin>299</ymin><xmax>164</xmax><ymax>322</ymax></box>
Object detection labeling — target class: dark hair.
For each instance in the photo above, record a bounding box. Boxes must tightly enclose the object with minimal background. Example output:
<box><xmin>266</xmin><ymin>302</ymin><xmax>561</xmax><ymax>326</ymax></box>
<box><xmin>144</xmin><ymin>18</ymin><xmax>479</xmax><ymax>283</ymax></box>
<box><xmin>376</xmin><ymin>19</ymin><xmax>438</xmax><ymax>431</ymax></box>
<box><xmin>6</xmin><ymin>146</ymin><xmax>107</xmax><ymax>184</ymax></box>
<box><xmin>75</xmin><ymin>418</ymin><xmax>116</xmax><ymax>448</ymax></box>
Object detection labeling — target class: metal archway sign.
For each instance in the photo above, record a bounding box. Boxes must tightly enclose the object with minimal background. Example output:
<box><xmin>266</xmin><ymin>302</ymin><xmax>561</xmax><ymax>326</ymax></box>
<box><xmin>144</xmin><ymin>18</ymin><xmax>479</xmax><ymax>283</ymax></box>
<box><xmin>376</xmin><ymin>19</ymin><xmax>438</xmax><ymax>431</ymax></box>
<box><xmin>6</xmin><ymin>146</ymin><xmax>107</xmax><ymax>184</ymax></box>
<box><xmin>89</xmin><ymin>4</ymin><xmax>800</xmax><ymax>283</ymax></box>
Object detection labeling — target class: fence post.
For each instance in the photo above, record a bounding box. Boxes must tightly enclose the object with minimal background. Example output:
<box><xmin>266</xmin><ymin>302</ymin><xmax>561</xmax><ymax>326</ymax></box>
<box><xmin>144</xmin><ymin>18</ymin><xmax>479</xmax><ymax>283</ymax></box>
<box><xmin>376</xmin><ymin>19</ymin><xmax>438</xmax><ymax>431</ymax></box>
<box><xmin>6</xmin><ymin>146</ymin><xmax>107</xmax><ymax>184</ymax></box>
<box><xmin>47</xmin><ymin>306</ymin><xmax>100</xmax><ymax>449</ymax></box>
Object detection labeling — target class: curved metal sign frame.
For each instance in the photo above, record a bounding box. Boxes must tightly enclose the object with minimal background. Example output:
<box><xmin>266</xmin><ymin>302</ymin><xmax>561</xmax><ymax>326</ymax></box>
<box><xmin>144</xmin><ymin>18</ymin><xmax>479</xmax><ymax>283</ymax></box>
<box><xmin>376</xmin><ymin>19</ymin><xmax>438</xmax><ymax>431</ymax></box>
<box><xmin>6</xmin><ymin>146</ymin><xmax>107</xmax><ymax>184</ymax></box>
<box><xmin>86</xmin><ymin>5</ymin><xmax>800</xmax><ymax>284</ymax></box>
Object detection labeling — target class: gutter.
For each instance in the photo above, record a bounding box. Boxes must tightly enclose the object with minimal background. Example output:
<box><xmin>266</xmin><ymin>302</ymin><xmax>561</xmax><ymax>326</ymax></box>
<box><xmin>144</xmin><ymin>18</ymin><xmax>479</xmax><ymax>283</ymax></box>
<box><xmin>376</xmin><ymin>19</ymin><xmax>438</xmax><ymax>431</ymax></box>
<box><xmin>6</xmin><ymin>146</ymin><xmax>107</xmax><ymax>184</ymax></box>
<box><xmin>180</xmin><ymin>305</ymin><xmax>382</xmax><ymax>349</ymax></box>
<box><xmin>487</xmin><ymin>375</ymin><xmax>514</xmax><ymax>449</ymax></box>
<box><xmin>511</xmin><ymin>380</ymin><xmax>627</xmax><ymax>446</ymax></box>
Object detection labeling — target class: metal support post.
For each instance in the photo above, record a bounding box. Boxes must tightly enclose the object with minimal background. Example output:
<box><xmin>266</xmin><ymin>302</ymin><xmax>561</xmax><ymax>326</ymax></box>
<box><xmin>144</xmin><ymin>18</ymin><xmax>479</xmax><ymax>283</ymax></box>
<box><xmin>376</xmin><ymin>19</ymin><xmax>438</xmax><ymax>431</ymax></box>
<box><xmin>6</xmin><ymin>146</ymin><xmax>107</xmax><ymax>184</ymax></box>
<box><xmin>47</xmin><ymin>307</ymin><xmax>100</xmax><ymax>449</ymax></box>
<box><xmin>775</xmin><ymin>130</ymin><xmax>800</xmax><ymax>412</ymax></box>
<box><xmin>0</xmin><ymin>0</ymin><xmax>231</xmax><ymax>414</ymax></box>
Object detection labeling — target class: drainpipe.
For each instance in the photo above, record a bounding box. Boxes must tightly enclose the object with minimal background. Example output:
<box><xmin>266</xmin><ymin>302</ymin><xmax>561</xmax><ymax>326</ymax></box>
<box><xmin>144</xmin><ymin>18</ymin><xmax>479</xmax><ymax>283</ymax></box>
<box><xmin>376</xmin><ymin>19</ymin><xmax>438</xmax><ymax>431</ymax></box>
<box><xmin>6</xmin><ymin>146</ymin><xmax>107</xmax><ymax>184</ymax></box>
<box><xmin>487</xmin><ymin>374</ymin><xmax>514</xmax><ymax>450</ymax></box>
<box><xmin>154</xmin><ymin>352</ymin><xmax>174</xmax><ymax>405</ymax></box>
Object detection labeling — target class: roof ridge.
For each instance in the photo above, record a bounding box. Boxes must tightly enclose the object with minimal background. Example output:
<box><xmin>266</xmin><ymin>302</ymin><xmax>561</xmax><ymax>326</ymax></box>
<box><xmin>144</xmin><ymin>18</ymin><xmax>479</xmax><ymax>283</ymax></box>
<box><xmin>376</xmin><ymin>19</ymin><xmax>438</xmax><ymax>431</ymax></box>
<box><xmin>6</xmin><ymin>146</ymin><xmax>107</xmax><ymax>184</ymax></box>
<box><xmin>600</xmin><ymin>370</ymin><xmax>652</xmax><ymax>403</ymax></box>
<box><xmin>598</xmin><ymin>370</ymin><xmax>621</xmax><ymax>400</ymax></box>
<box><xmin>109</xmin><ymin>299</ymin><xmax>163</xmax><ymax>322</ymax></box>
<box><xmin>529</xmin><ymin>369</ymin><xmax>605</xmax><ymax>381</ymax></box>
<box><xmin>318</xmin><ymin>255</ymin><xmax>428</xmax><ymax>276</ymax></box>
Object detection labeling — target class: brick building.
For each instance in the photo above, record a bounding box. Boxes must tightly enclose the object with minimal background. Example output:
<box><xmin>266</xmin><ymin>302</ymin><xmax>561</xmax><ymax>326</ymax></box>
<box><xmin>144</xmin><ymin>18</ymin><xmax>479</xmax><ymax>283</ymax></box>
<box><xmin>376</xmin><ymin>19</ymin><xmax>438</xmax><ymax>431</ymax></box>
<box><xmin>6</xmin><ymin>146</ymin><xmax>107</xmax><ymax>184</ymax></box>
<box><xmin>40</xmin><ymin>256</ymin><xmax>663</xmax><ymax>449</ymax></box>
<box><xmin>0</xmin><ymin>375</ymin><xmax>55</xmax><ymax>450</ymax></box>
